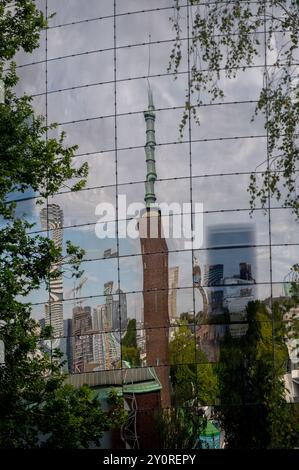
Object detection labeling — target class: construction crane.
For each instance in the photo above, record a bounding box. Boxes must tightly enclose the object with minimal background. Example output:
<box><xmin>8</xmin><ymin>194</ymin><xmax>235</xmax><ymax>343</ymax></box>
<box><xmin>65</xmin><ymin>275</ymin><xmax>88</xmax><ymax>307</ymax></box>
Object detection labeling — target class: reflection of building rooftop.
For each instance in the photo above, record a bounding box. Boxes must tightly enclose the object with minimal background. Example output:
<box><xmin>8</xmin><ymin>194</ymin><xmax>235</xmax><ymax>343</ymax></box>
<box><xmin>103</xmin><ymin>249</ymin><xmax>118</xmax><ymax>259</ymax></box>
<box><xmin>66</xmin><ymin>367</ymin><xmax>163</xmax><ymax>448</ymax></box>
<box><xmin>223</xmin><ymin>277</ymin><xmax>255</xmax><ymax>286</ymax></box>
<box><xmin>65</xmin><ymin>367</ymin><xmax>161</xmax><ymax>395</ymax></box>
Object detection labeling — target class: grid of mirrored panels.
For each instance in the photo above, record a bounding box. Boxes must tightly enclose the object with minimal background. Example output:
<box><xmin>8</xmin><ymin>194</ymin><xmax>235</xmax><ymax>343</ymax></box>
<box><xmin>11</xmin><ymin>0</ymin><xmax>299</xmax><ymax>449</ymax></box>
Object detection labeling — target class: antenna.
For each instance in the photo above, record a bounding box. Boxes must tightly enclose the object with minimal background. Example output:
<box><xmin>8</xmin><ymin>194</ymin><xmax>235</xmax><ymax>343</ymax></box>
<box><xmin>147</xmin><ymin>33</ymin><xmax>151</xmax><ymax>90</ymax></box>
<box><xmin>147</xmin><ymin>33</ymin><xmax>151</xmax><ymax>77</ymax></box>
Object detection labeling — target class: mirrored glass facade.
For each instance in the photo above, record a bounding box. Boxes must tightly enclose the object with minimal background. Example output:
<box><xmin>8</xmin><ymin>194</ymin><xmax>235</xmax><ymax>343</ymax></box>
<box><xmin>14</xmin><ymin>1</ymin><xmax>299</xmax><ymax>449</ymax></box>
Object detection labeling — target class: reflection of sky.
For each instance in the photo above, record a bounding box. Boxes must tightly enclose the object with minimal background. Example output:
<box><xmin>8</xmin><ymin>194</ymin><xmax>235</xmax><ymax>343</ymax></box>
<box><xmin>11</xmin><ymin>2</ymin><xmax>298</xmax><ymax>320</ymax></box>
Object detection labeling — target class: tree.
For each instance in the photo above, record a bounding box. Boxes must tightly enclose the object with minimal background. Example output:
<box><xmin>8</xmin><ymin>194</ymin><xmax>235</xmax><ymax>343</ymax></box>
<box><xmin>169</xmin><ymin>0</ymin><xmax>299</xmax><ymax>448</ymax></box>
<box><xmin>0</xmin><ymin>0</ymin><xmax>46</xmax><ymax>62</ymax></box>
<box><xmin>169</xmin><ymin>0</ymin><xmax>299</xmax><ymax>217</ymax></box>
<box><xmin>215</xmin><ymin>300</ymin><xmax>299</xmax><ymax>448</ymax></box>
<box><xmin>121</xmin><ymin>319</ymin><xmax>141</xmax><ymax>366</ymax></box>
<box><xmin>0</xmin><ymin>1</ymin><xmax>126</xmax><ymax>448</ymax></box>
<box><xmin>169</xmin><ymin>322</ymin><xmax>219</xmax><ymax>405</ymax></box>
<box><xmin>156</xmin><ymin>322</ymin><xmax>218</xmax><ymax>448</ymax></box>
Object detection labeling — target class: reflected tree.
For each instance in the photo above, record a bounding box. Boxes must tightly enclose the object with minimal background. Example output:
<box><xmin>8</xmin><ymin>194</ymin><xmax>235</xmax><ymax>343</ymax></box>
<box><xmin>216</xmin><ymin>300</ymin><xmax>299</xmax><ymax>448</ymax></box>
<box><xmin>157</xmin><ymin>322</ymin><xmax>218</xmax><ymax>448</ymax></box>
<box><xmin>121</xmin><ymin>319</ymin><xmax>141</xmax><ymax>367</ymax></box>
<box><xmin>169</xmin><ymin>0</ymin><xmax>299</xmax><ymax>217</ymax></box>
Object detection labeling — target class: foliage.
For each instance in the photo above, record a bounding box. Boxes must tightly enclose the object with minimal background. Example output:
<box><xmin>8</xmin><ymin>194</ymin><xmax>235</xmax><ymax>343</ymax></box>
<box><xmin>0</xmin><ymin>0</ymin><xmax>46</xmax><ymax>62</ymax></box>
<box><xmin>121</xmin><ymin>319</ymin><xmax>141</xmax><ymax>366</ymax></box>
<box><xmin>169</xmin><ymin>322</ymin><xmax>219</xmax><ymax>404</ymax></box>
<box><xmin>160</xmin><ymin>322</ymin><xmax>218</xmax><ymax>448</ymax></box>
<box><xmin>215</xmin><ymin>300</ymin><xmax>299</xmax><ymax>448</ymax></box>
<box><xmin>156</xmin><ymin>402</ymin><xmax>207</xmax><ymax>449</ymax></box>
<box><xmin>169</xmin><ymin>0</ymin><xmax>299</xmax><ymax>217</ymax></box>
<box><xmin>0</xmin><ymin>1</ymin><xmax>126</xmax><ymax>448</ymax></box>
<box><xmin>122</xmin><ymin>319</ymin><xmax>138</xmax><ymax>349</ymax></box>
<box><xmin>121</xmin><ymin>346</ymin><xmax>141</xmax><ymax>367</ymax></box>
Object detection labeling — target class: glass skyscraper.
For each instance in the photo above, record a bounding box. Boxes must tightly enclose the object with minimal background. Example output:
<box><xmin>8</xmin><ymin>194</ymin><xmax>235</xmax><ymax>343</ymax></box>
<box><xmin>13</xmin><ymin>0</ymin><xmax>299</xmax><ymax>449</ymax></box>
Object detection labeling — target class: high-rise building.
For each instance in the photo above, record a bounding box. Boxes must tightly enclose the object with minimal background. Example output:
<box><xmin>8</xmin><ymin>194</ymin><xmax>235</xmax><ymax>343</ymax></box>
<box><xmin>40</xmin><ymin>204</ymin><xmax>64</xmax><ymax>337</ymax></box>
<box><xmin>92</xmin><ymin>303</ymin><xmax>122</xmax><ymax>370</ymax></box>
<box><xmin>239</xmin><ymin>262</ymin><xmax>252</xmax><ymax>281</ymax></box>
<box><xmin>92</xmin><ymin>304</ymin><xmax>106</xmax><ymax>368</ymax></box>
<box><xmin>64</xmin><ymin>318</ymin><xmax>73</xmax><ymax>373</ymax></box>
<box><xmin>168</xmin><ymin>266</ymin><xmax>179</xmax><ymax>321</ymax></box>
<box><xmin>92</xmin><ymin>304</ymin><xmax>106</xmax><ymax>332</ymax></box>
<box><xmin>112</xmin><ymin>289</ymin><xmax>128</xmax><ymax>331</ymax></box>
<box><xmin>139</xmin><ymin>86</ymin><xmax>170</xmax><ymax>408</ymax></box>
<box><xmin>205</xmin><ymin>224</ymin><xmax>256</xmax><ymax>336</ymax></box>
<box><xmin>104</xmin><ymin>281</ymin><xmax>114</xmax><ymax>330</ymax></box>
<box><xmin>204</xmin><ymin>264</ymin><xmax>224</xmax><ymax>286</ymax></box>
<box><xmin>72</xmin><ymin>306</ymin><xmax>93</xmax><ymax>373</ymax></box>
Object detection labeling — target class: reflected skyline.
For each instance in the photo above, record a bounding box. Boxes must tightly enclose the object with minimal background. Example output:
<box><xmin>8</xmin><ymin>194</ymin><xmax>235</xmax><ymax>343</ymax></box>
<box><xmin>10</xmin><ymin>0</ymin><xmax>299</xmax><ymax>449</ymax></box>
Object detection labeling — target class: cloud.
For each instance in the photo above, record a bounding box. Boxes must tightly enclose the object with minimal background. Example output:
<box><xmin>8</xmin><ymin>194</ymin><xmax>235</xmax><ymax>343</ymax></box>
<box><xmin>13</xmin><ymin>2</ymin><xmax>299</xmax><ymax>313</ymax></box>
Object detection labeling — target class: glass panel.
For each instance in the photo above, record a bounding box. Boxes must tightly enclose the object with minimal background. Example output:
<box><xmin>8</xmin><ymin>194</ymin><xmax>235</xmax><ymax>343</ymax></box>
<box><xmin>156</xmin><ymin>178</ymin><xmax>191</xmax><ymax>208</ymax></box>
<box><xmin>272</xmin><ymin>245</ymin><xmax>299</xmax><ymax>283</ymax></box>
<box><xmin>51</xmin><ymin>293</ymin><xmax>125</xmax><ymax>334</ymax></box>
<box><xmin>48</xmin><ymin>18</ymin><xmax>114</xmax><ymax>59</ymax></box>
<box><xmin>118</xmin><ymin>213</ymin><xmax>194</xmax><ymax>256</ymax></box>
<box><xmin>271</xmin><ymin>209</ymin><xmax>299</xmax><ymax>245</ymax></box>
<box><xmin>49</xmin><ymin>186</ymin><xmax>116</xmax><ymax>228</ymax></box>
<box><xmin>116</xmin><ymin>40</ymin><xmax>188</xmax><ymax>80</ymax></box>
<box><xmin>142</xmin><ymin>327</ymin><xmax>169</xmax><ymax>367</ymax></box>
<box><xmin>190</xmin><ymin>67</ymin><xmax>264</xmax><ymax>106</ymax></box>
<box><xmin>15</xmin><ymin>62</ymin><xmax>46</xmax><ymax>97</ymax></box>
<box><xmin>196</xmin><ymin>363</ymin><xmax>219</xmax><ymax>406</ymax></box>
<box><xmin>17</xmin><ymin>282</ymin><xmax>48</xmax><ymax>305</ymax></box>
<box><xmin>62</xmin><ymin>258</ymin><xmax>118</xmax><ymax>300</ymax></box>
<box><xmin>116</xmin><ymin>8</ymin><xmax>187</xmax><ymax>47</ymax></box>
<box><xmin>198</xmin><ymin>210</ymin><xmax>270</xmax><ymax>249</ymax></box>
<box><xmin>116</xmin><ymin>0</ymin><xmax>174</xmax><ymax>14</ymax></box>
<box><xmin>116</xmin><ymin>74</ymin><xmax>188</xmax><ymax>115</ymax></box>
<box><xmin>48</xmin><ymin>83</ymin><xmax>114</xmax><ymax>123</ymax></box>
<box><xmin>117</xmin><ymin>108</ymin><xmax>189</xmax><ymax>149</ymax></box>
<box><xmin>267</xmin><ymin>31</ymin><xmax>299</xmax><ymax>66</ymax></box>
<box><xmin>133</xmin><ymin>409</ymin><xmax>162</xmax><ymax>447</ymax></box>
<box><xmin>192</xmin><ymin>174</ymin><xmax>254</xmax><ymax>212</ymax></box>
<box><xmin>31</xmin><ymin>94</ymin><xmax>46</xmax><ymax>116</ymax></box>
<box><xmin>62</xmin><ymin>224</ymin><xmax>117</xmax><ymax>262</ymax></box>
<box><xmin>156</xmin><ymin>143</ymin><xmax>190</xmax><ymax>181</ymax></box>
<box><xmin>1</xmin><ymin>198</ymin><xmax>45</xmax><ymax>232</ymax></box>
<box><xmin>31</xmin><ymin>303</ymin><xmax>47</xmax><ymax>324</ymax></box>
<box><xmin>51</xmin><ymin>117</ymin><xmax>114</xmax><ymax>154</ymax></box>
<box><xmin>169</xmin><ymin>251</ymin><xmax>193</xmax><ymax>288</ymax></box>
<box><xmin>191</xmin><ymin>102</ymin><xmax>265</xmax><ymax>141</ymax></box>
<box><xmin>268</xmin><ymin>171</ymin><xmax>299</xmax><ymax>209</ymax></box>
<box><xmin>49</xmin><ymin>0</ymin><xmax>113</xmax><ymax>27</ymax></box>
<box><xmin>196</xmin><ymin>324</ymin><xmax>227</xmax><ymax>363</ymax></box>
<box><xmin>169</xmin><ymin>325</ymin><xmax>196</xmax><ymax>365</ymax></box>
<box><xmin>60</xmin><ymin>331</ymin><xmax>122</xmax><ymax>374</ymax></box>
<box><xmin>15</xmin><ymin>30</ymin><xmax>46</xmax><ymax>66</ymax></box>
<box><xmin>191</xmin><ymin>137</ymin><xmax>267</xmax><ymax>176</ymax></box>
<box><xmin>63</xmin><ymin>152</ymin><xmax>115</xmax><ymax>191</ymax></box>
<box><xmin>169</xmin><ymin>364</ymin><xmax>198</xmax><ymax>406</ymax></box>
<box><xmin>118</xmin><ymin>147</ymin><xmax>147</xmax><ymax>185</ymax></box>
<box><xmin>119</xmin><ymin>250</ymin><xmax>193</xmax><ymax>293</ymax></box>
<box><xmin>193</xmin><ymin>245</ymin><xmax>271</xmax><ymax>286</ymax></box>
<box><xmin>195</xmin><ymin>284</ymin><xmax>271</xmax><ymax>325</ymax></box>
<box><xmin>118</xmin><ymin>179</ymin><xmax>190</xmax><ymax>218</ymax></box>
<box><xmin>48</xmin><ymin>49</ymin><xmax>113</xmax><ymax>92</ymax></box>
<box><xmin>119</xmin><ymin>255</ymin><xmax>143</xmax><ymax>293</ymax></box>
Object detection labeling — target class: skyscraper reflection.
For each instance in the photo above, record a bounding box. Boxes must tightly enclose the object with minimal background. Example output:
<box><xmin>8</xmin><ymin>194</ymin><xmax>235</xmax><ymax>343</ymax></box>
<box><xmin>40</xmin><ymin>204</ymin><xmax>64</xmax><ymax>337</ymax></box>
<box><xmin>195</xmin><ymin>224</ymin><xmax>256</xmax><ymax>360</ymax></box>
